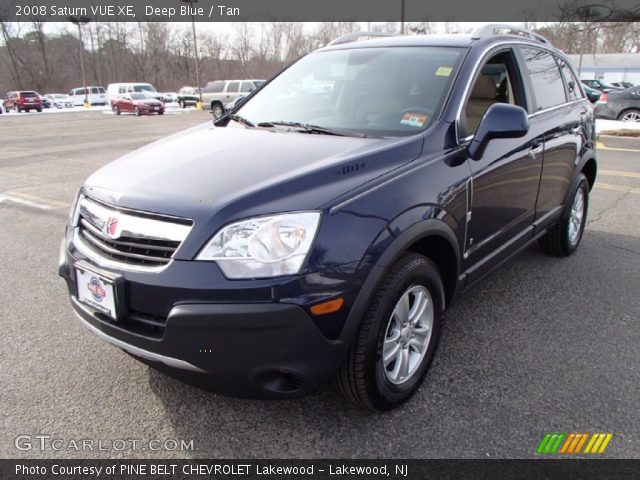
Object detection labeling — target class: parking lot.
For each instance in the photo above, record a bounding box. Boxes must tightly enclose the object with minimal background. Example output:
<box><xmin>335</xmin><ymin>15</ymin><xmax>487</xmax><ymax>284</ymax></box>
<box><xmin>1</xmin><ymin>111</ymin><xmax>639</xmax><ymax>459</ymax></box>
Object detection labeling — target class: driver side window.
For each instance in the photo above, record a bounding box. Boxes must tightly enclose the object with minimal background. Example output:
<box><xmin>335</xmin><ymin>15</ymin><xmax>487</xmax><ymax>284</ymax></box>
<box><xmin>461</xmin><ymin>50</ymin><xmax>525</xmax><ymax>138</ymax></box>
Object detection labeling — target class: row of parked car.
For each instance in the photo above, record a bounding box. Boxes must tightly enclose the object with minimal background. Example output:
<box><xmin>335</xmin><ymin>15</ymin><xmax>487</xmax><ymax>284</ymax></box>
<box><xmin>579</xmin><ymin>79</ymin><xmax>640</xmax><ymax>123</ymax></box>
<box><xmin>4</xmin><ymin>76</ymin><xmax>637</xmax><ymax>122</ymax></box>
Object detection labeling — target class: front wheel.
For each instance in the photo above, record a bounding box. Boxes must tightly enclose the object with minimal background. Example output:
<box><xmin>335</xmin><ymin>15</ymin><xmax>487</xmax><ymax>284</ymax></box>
<box><xmin>113</xmin><ymin>105</ymin><xmax>120</xmax><ymax>115</ymax></box>
<box><xmin>337</xmin><ymin>253</ymin><xmax>443</xmax><ymax>410</ymax></box>
<box><xmin>133</xmin><ymin>106</ymin><xmax>140</xmax><ymax>116</ymax></box>
<box><xmin>539</xmin><ymin>173</ymin><xmax>589</xmax><ymax>256</ymax></box>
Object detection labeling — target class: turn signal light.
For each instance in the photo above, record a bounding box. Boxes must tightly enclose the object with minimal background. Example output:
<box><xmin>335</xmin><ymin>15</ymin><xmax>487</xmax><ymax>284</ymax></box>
<box><xmin>310</xmin><ymin>297</ymin><xmax>344</xmax><ymax>316</ymax></box>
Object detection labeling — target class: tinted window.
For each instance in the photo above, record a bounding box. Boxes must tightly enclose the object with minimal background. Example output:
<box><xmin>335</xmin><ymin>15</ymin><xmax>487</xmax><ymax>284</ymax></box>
<box><xmin>520</xmin><ymin>47</ymin><xmax>566</xmax><ymax>110</ymax></box>
<box><xmin>556</xmin><ymin>57</ymin><xmax>582</xmax><ymax>101</ymax></box>
<box><xmin>205</xmin><ymin>82</ymin><xmax>224</xmax><ymax>93</ymax></box>
<box><xmin>226</xmin><ymin>82</ymin><xmax>240</xmax><ymax>93</ymax></box>
<box><xmin>21</xmin><ymin>91</ymin><xmax>37</xmax><ymax>96</ymax></box>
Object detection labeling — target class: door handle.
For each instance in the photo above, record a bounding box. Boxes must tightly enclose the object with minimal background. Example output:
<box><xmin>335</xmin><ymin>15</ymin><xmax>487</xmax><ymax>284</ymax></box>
<box><xmin>529</xmin><ymin>145</ymin><xmax>543</xmax><ymax>158</ymax></box>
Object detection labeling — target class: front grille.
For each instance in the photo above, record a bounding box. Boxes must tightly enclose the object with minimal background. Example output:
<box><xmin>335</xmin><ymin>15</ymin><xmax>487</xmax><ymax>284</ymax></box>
<box><xmin>75</xmin><ymin>196</ymin><xmax>192</xmax><ymax>270</ymax></box>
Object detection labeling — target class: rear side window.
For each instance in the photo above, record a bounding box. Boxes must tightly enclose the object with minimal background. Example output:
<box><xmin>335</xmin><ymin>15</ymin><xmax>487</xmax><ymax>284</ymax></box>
<box><xmin>240</xmin><ymin>81</ymin><xmax>255</xmax><ymax>93</ymax></box>
<box><xmin>520</xmin><ymin>47</ymin><xmax>566</xmax><ymax>111</ymax></box>
<box><xmin>204</xmin><ymin>82</ymin><xmax>224</xmax><ymax>93</ymax></box>
<box><xmin>556</xmin><ymin>57</ymin><xmax>583</xmax><ymax>102</ymax></box>
<box><xmin>226</xmin><ymin>82</ymin><xmax>240</xmax><ymax>93</ymax></box>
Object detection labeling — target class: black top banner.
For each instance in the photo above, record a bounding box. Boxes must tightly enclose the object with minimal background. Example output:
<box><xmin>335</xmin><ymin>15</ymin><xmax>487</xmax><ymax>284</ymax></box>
<box><xmin>0</xmin><ymin>0</ymin><xmax>639</xmax><ymax>22</ymax></box>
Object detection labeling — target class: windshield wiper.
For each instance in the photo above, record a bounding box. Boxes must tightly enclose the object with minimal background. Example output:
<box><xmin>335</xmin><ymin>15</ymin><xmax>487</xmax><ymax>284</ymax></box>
<box><xmin>256</xmin><ymin>121</ymin><xmax>366</xmax><ymax>138</ymax></box>
<box><xmin>224</xmin><ymin>114</ymin><xmax>255</xmax><ymax>128</ymax></box>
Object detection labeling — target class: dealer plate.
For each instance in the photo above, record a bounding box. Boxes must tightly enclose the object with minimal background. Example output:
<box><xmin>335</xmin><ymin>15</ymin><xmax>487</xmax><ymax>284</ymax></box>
<box><xmin>76</xmin><ymin>266</ymin><xmax>117</xmax><ymax>320</ymax></box>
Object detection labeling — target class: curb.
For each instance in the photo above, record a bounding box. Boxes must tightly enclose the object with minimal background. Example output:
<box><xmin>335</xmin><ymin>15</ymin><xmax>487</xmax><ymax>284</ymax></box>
<box><xmin>597</xmin><ymin>134</ymin><xmax>640</xmax><ymax>150</ymax></box>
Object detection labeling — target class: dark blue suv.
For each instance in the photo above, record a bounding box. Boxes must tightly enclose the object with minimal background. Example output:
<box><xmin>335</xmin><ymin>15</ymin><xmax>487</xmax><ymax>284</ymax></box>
<box><xmin>59</xmin><ymin>25</ymin><xmax>596</xmax><ymax>410</ymax></box>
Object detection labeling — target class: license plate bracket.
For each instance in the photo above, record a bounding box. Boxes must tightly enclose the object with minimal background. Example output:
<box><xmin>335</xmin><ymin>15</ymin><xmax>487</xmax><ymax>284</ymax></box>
<box><xmin>75</xmin><ymin>262</ymin><xmax>126</xmax><ymax>321</ymax></box>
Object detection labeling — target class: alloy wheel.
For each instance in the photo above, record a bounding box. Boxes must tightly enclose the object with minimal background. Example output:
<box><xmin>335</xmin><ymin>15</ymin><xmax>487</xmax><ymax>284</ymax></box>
<box><xmin>382</xmin><ymin>285</ymin><xmax>434</xmax><ymax>385</ymax></box>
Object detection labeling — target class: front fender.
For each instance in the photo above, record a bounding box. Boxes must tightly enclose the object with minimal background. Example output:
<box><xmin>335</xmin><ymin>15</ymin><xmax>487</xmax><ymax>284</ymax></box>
<box><xmin>337</xmin><ymin>213</ymin><xmax>461</xmax><ymax>347</ymax></box>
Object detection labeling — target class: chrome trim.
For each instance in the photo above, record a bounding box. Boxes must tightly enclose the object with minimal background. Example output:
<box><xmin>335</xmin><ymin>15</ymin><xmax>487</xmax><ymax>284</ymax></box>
<box><xmin>80</xmin><ymin>219</ymin><xmax>175</xmax><ymax>252</ymax></box>
<box><xmin>73</xmin><ymin>304</ymin><xmax>206</xmax><ymax>373</ymax></box>
<box><xmin>74</xmin><ymin>196</ymin><xmax>193</xmax><ymax>273</ymax></box>
<box><xmin>80</xmin><ymin>196</ymin><xmax>191</xmax><ymax>243</ymax></box>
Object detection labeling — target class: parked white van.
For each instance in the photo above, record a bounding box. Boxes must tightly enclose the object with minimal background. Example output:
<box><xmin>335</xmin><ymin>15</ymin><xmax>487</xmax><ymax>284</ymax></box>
<box><xmin>69</xmin><ymin>86</ymin><xmax>107</xmax><ymax>106</ymax></box>
<box><xmin>106</xmin><ymin>83</ymin><xmax>164</xmax><ymax>105</ymax></box>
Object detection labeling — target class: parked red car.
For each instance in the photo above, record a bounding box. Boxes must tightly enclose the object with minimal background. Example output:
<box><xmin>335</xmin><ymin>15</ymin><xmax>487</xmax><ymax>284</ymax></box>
<box><xmin>111</xmin><ymin>93</ymin><xmax>164</xmax><ymax>116</ymax></box>
<box><xmin>4</xmin><ymin>91</ymin><xmax>43</xmax><ymax>112</ymax></box>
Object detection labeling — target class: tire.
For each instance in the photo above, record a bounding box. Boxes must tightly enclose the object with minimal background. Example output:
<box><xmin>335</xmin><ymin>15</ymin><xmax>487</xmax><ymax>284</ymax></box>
<box><xmin>37</xmin><ymin>107</ymin><xmax>42</xmax><ymax>112</ymax></box>
<box><xmin>618</xmin><ymin>109</ymin><xmax>640</xmax><ymax>122</ymax></box>
<box><xmin>133</xmin><ymin>106</ymin><xmax>140</xmax><ymax>116</ymax></box>
<box><xmin>158</xmin><ymin>110</ymin><xmax>164</xmax><ymax>115</ymax></box>
<box><xmin>211</xmin><ymin>102</ymin><xmax>224</xmax><ymax>119</ymax></box>
<box><xmin>337</xmin><ymin>253</ymin><xmax>444</xmax><ymax>411</ymax></box>
<box><xmin>539</xmin><ymin>173</ymin><xmax>589</xmax><ymax>256</ymax></box>
<box><xmin>113</xmin><ymin>105</ymin><xmax>120</xmax><ymax>115</ymax></box>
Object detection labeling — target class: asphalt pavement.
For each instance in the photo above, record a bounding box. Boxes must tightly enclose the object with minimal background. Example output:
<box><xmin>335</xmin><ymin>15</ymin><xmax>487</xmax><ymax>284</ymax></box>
<box><xmin>1</xmin><ymin>110</ymin><xmax>639</xmax><ymax>459</ymax></box>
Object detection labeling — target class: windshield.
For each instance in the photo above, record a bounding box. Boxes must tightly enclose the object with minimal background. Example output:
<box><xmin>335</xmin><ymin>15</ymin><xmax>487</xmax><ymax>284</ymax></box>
<box><xmin>133</xmin><ymin>85</ymin><xmax>156</xmax><ymax>93</ymax></box>
<box><xmin>130</xmin><ymin>93</ymin><xmax>156</xmax><ymax>100</ymax></box>
<box><xmin>236</xmin><ymin>47</ymin><xmax>462</xmax><ymax>137</ymax></box>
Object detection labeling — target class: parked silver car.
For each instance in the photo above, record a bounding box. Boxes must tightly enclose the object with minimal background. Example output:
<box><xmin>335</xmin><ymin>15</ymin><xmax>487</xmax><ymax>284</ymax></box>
<box><xmin>201</xmin><ymin>79</ymin><xmax>264</xmax><ymax>118</ymax></box>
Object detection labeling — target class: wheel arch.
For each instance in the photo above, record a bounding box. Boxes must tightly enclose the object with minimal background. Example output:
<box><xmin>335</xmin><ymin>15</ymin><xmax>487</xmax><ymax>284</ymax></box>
<box><xmin>340</xmin><ymin>217</ymin><xmax>462</xmax><ymax>346</ymax></box>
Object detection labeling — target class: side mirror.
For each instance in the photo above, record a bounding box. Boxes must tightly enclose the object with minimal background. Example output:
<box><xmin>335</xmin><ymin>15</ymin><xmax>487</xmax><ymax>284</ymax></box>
<box><xmin>467</xmin><ymin>104</ymin><xmax>529</xmax><ymax>160</ymax></box>
<box><xmin>586</xmin><ymin>90</ymin><xmax>601</xmax><ymax>103</ymax></box>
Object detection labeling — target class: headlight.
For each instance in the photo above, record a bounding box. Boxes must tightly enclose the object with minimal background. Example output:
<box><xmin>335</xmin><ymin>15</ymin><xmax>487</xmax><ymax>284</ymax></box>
<box><xmin>197</xmin><ymin>212</ymin><xmax>321</xmax><ymax>279</ymax></box>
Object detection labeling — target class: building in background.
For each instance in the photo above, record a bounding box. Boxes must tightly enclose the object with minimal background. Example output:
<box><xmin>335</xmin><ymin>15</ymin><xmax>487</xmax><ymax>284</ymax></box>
<box><xmin>568</xmin><ymin>53</ymin><xmax>640</xmax><ymax>85</ymax></box>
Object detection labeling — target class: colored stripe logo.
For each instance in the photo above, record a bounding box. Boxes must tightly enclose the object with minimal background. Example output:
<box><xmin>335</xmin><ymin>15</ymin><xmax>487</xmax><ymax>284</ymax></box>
<box><xmin>537</xmin><ymin>433</ymin><xmax>613</xmax><ymax>454</ymax></box>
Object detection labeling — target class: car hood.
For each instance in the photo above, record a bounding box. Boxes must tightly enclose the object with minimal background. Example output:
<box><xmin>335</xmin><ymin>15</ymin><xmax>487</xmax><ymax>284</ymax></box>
<box><xmin>83</xmin><ymin>123</ymin><xmax>424</xmax><ymax>226</ymax></box>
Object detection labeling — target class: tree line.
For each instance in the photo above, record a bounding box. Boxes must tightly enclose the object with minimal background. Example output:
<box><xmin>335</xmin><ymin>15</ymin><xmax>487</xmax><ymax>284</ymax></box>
<box><xmin>0</xmin><ymin>21</ymin><xmax>638</xmax><ymax>95</ymax></box>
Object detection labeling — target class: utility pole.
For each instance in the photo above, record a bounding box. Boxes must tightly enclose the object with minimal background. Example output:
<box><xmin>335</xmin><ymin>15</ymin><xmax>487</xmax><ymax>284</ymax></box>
<box><xmin>69</xmin><ymin>16</ymin><xmax>91</xmax><ymax>107</ymax></box>
<box><xmin>182</xmin><ymin>0</ymin><xmax>203</xmax><ymax>107</ymax></box>
<box><xmin>400</xmin><ymin>0</ymin><xmax>405</xmax><ymax>34</ymax></box>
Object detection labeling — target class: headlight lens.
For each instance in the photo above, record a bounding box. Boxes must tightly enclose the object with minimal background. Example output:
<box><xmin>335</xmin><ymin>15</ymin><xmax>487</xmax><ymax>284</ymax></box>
<box><xmin>197</xmin><ymin>212</ymin><xmax>321</xmax><ymax>278</ymax></box>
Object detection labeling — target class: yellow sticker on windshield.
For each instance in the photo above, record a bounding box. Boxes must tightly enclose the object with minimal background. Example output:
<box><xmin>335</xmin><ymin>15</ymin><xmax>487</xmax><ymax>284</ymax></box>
<box><xmin>435</xmin><ymin>66</ymin><xmax>452</xmax><ymax>77</ymax></box>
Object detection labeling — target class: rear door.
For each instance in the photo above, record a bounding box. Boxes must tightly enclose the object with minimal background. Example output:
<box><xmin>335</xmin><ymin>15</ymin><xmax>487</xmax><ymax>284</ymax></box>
<box><xmin>518</xmin><ymin>47</ymin><xmax>585</xmax><ymax>229</ymax></box>
<box><xmin>224</xmin><ymin>81</ymin><xmax>241</xmax><ymax>102</ymax></box>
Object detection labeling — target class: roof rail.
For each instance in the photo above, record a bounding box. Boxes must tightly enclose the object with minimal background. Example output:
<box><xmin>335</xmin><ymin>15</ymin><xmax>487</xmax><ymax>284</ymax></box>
<box><xmin>328</xmin><ymin>32</ymin><xmax>397</xmax><ymax>46</ymax></box>
<box><xmin>471</xmin><ymin>23</ymin><xmax>552</xmax><ymax>46</ymax></box>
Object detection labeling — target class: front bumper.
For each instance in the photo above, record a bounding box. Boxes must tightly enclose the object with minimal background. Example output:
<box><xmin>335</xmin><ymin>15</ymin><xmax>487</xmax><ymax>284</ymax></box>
<box><xmin>59</xmin><ymin>240</ymin><xmax>363</xmax><ymax>398</ymax></box>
